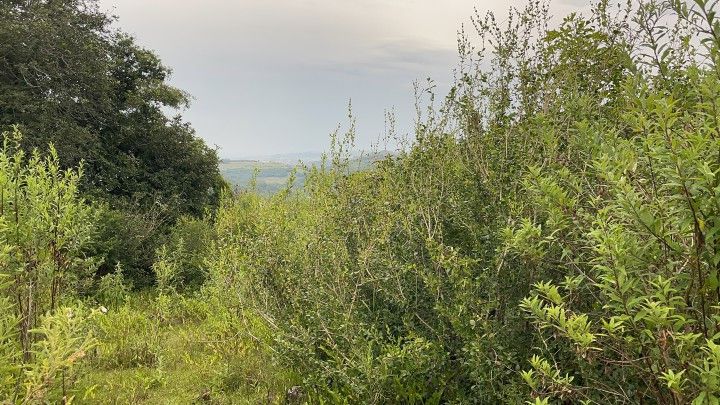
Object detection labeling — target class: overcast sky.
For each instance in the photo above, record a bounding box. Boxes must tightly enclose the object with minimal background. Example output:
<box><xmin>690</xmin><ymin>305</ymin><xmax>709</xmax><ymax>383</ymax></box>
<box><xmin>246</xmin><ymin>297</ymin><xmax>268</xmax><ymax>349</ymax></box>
<box><xmin>97</xmin><ymin>0</ymin><xmax>591</xmax><ymax>158</ymax></box>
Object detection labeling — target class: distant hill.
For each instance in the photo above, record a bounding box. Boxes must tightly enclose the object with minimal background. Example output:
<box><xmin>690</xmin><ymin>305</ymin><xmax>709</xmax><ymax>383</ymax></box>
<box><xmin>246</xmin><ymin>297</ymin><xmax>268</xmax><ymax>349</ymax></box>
<box><xmin>219</xmin><ymin>160</ymin><xmax>302</xmax><ymax>194</ymax></box>
<box><xmin>219</xmin><ymin>151</ymin><xmax>393</xmax><ymax>194</ymax></box>
<box><xmin>233</xmin><ymin>152</ymin><xmax>324</xmax><ymax>164</ymax></box>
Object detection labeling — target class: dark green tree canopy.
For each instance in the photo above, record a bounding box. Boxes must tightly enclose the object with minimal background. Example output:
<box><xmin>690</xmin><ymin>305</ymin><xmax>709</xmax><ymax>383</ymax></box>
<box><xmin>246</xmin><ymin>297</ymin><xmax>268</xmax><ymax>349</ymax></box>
<box><xmin>0</xmin><ymin>0</ymin><xmax>223</xmax><ymax>218</ymax></box>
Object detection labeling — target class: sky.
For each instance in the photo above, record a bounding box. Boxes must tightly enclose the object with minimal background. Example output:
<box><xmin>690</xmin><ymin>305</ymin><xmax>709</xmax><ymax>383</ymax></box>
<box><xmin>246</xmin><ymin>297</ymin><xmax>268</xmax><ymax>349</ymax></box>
<box><xmin>96</xmin><ymin>0</ymin><xmax>591</xmax><ymax>159</ymax></box>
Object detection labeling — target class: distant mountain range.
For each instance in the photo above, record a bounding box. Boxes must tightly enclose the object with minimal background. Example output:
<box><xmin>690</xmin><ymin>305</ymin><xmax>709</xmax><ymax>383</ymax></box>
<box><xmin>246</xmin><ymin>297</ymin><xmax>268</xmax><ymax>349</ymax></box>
<box><xmin>223</xmin><ymin>151</ymin><xmax>324</xmax><ymax>164</ymax></box>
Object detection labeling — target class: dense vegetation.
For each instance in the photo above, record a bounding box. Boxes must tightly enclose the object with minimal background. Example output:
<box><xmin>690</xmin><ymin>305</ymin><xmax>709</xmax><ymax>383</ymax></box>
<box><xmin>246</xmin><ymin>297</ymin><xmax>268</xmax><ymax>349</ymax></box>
<box><xmin>0</xmin><ymin>0</ymin><xmax>225</xmax><ymax>282</ymax></box>
<box><xmin>2</xmin><ymin>0</ymin><xmax>720</xmax><ymax>403</ymax></box>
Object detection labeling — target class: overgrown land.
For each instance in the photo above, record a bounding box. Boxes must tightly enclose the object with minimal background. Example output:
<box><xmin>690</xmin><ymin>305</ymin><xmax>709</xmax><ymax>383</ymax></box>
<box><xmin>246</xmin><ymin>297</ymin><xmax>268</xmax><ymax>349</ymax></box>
<box><xmin>2</xmin><ymin>0</ymin><xmax>720</xmax><ymax>403</ymax></box>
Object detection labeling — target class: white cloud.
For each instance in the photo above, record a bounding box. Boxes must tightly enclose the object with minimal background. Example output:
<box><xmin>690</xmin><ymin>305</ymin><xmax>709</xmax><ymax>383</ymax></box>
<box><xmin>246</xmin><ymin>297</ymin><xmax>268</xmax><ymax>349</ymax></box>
<box><xmin>97</xmin><ymin>0</ymin><xmax>592</xmax><ymax>156</ymax></box>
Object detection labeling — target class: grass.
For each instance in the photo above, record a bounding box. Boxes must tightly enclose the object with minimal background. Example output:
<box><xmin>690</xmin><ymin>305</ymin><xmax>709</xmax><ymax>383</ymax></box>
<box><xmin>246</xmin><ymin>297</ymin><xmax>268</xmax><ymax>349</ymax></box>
<box><xmin>76</xmin><ymin>293</ymin><xmax>294</xmax><ymax>404</ymax></box>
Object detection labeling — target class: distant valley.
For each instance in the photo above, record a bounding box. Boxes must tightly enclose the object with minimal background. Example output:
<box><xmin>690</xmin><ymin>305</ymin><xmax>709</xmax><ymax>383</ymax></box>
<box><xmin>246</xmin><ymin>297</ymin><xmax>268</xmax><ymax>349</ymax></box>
<box><xmin>219</xmin><ymin>151</ymin><xmax>391</xmax><ymax>194</ymax></box>
<box><xmin>219</xmin><ymin>159</ymin><xmax>305</xmax><ymax>194</ymax></box>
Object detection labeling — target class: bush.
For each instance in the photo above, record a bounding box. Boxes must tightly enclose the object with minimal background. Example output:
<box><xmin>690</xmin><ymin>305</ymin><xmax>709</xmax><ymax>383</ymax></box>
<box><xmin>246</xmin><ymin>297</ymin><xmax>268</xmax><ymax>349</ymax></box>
<box><xmin>164</xmin><ymin>215</ymin><xmax>215</xmax><ymax>289</ymax></box>
<box><xmin>91</xmin><ymin>304</ymin><xmax>160</xmax><ymax>369</ymax></box>
<box><xmin>514</xmin><ymin>61</ymin><xmax>720</xmax><ymax>405</ymax></box>
<box><xmin>202</xmin><ymin>0</ymin><xmax>720</xmax><ymax>402</ymax></box>
<box><xmin>0</xmin><ymin>301</ymin><xmax>99</xmax><ymax>403</ymax></box>
<box><xmin>90</xmin><ymin>203</ymin><xmax>168</xmax><ymax>287</ymax></box>
<box><xmin>21</xmin><ymin>304</ymin><xmax>99</xmax><ymax>403</ymax></box>
<box><xmin>96</xmin><ymin>264</ymin><xmax>132</xmax><ymax>309</ymax></box>
<box><xmin>0</xmin><ymin>127</ymin><xmax>97</xmax><ymax>364</ymax></box>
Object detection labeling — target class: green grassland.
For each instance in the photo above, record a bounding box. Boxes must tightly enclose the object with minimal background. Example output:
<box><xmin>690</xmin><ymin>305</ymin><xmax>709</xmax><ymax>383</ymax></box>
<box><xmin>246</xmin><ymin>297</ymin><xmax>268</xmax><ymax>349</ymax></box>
<box><xmin>75</xmin><ymin>293</ymin><xmax>294</xmax><ymax>404</ymax></box>
<box><xmin>219</xmin><ymin>160</ymin><xmax>304</xmax><ymax>195</ymax></box>
<box><xmin>219</xmin><ymin>154</ymin><xmax>386</xmax><ymax>194</ymax></box>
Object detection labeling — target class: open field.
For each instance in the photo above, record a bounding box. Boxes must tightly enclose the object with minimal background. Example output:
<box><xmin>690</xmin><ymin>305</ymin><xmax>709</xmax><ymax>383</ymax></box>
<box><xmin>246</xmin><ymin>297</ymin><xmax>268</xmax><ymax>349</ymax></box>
<box><xmin>219</xmin><ymin>160</ymin><xmax>305</xmax><ymax>194</ymax></box>
<box><xmin>219</xmin><ymin>154</ymin><xmax>386</xmax><ymax>194</ymax></box>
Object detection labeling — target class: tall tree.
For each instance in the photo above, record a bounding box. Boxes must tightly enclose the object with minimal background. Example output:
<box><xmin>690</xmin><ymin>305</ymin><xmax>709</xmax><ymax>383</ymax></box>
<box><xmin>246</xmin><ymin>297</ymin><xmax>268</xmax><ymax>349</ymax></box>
<box><xmin>0</xmin><ymin>0</ymin><xmax>223</xmax><ymax>218</ymax></box>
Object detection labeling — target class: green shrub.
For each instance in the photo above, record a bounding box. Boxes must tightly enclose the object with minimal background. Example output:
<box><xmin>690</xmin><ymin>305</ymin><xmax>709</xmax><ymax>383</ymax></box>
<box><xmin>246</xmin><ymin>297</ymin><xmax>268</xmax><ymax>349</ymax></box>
<box><xmin>0</xmin><ymin>300</ymin><xmax>99</xmax><ymax>403</ymax></box>
<box><xmin>0</xmin><ymin>129</ymin><xmax>97</xmax><ymax>355</ymax></box>
<box><xmin>95</xmin><ymin>264</ymin><xmax>132</xmax><ymax>309</ymax></box>
<box><xmin>514</xmin><ymin>62</ymin><xmax>720</xmax><ymax>405</ymax></box>
<box><xmin>201</xmin><ymin>0</ymin><xmax>720</xmax><ymax>402</ymax></box>
<box><xmin>91</xmin><ymin>304</ymin><xmax>160</xmax><ymax>369</ymax></box>
<box><xmin>505</xmin><ymin>1</ymin><xmax>720</xmax><ymax>403</ymax></box>
<box><xmin>1</xmin><ymin>0</ymin><xmax>717</xmax><ymax>403</ymax></box>
<box><xmin>0</xmin><ymin>127</ymin><xmax>101</xmax><ymax>401</ymax></box>
<box><xmin>165</xmin><ymin>215</ymin><xmax>215</xmax><ymax>290</ymax></box>
<box><xmin>21</xmin><ymin>304</ymin><xmax>98</xmax><ymax>403</ymax></box>
<box><xmin>90</xmin><ymin>203</ymin><xmax>168</xmax><ymax>287</ymax></box>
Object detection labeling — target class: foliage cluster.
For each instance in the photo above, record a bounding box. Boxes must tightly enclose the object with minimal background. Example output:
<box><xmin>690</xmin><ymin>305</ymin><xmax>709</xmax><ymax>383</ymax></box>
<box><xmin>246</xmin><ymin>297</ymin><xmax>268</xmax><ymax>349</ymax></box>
<box><xmin>6</xmin><ymin>0</ymin><xmax>720</xmax><ymax>403</ymax></box>
<box><xmin>0</xmin><ymin>0</ymin><xmax>225</xmax><ymax>282</ymax></box>
<box><xmin>0</xmin><ymin>128</ymin><xmax>99</xmax><ymax>402</ymax></box>
<box><xmin>200</xmin><ymin>0</ymin><xmax>720</xmax><ymax>403</ymax></box>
